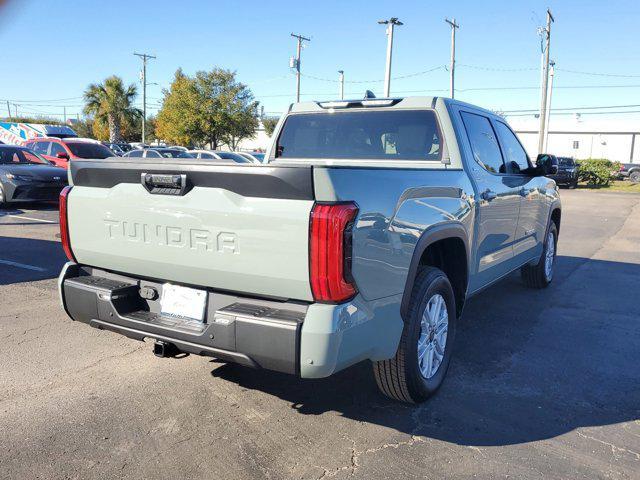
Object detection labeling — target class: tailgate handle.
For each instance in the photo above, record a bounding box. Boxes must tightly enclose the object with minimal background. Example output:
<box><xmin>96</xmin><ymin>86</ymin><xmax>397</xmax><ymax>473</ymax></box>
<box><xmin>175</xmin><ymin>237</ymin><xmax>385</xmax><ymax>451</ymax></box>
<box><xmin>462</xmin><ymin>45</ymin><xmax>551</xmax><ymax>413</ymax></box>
<box><xmin>141</xmin><ymin>173</ymin><xmax>189</xmax><ymax>196</ymax></box>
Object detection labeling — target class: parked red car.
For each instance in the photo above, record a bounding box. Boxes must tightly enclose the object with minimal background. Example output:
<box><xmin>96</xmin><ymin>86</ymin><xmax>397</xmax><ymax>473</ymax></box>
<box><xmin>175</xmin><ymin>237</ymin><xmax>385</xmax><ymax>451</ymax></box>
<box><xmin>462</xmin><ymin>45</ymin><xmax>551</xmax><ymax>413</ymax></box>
<box><xmin>24</xmin><ymin>137</ymin><xmax>115</xmax><ymax>168</ymax></box>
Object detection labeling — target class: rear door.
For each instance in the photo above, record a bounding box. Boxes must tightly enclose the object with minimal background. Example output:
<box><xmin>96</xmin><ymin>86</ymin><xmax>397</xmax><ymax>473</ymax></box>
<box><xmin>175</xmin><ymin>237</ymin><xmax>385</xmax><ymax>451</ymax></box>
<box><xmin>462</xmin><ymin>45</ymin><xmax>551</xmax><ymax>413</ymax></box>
<box><xmin>457</xmin><ymin>111</ymin><xmax>522</xmax><ymax>292</ymax></box>
<box><xmin>66</xmin><ymin>158</ymin><xmax>315</xmax><ymax>301</ymax></box>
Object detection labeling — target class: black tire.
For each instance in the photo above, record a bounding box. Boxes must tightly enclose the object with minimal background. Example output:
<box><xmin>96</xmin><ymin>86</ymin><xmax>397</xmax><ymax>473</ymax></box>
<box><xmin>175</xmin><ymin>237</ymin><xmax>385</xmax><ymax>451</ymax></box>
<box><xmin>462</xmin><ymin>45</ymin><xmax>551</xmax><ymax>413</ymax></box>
<box><xmin>373</xmin><ymin>266</ymin><xmax>457</xmax><ymax>403</ymax></box>
<box><xmin>521</xmin><ymin>222</ymin><xmax>558</xmax><ymax>289</ymax></box>
<box><xmin>568</xmin><ymin>179</ymin><xmax>578</xmax><ymax>189</ymax></box>
<box><xmin>0</xmin><ymin>185</ymin><xmax>6</xmax><ymax>209</ymax></box>
<box><xmin>630</xmin><ymin>171</ymin><xmax>640</xmax><ymax>184</ymax></box>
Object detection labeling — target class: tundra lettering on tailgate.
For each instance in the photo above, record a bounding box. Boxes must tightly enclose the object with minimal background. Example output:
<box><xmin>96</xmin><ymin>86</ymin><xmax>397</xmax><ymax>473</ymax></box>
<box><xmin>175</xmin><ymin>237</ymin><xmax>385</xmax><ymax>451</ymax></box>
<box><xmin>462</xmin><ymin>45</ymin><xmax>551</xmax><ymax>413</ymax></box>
<box><xmin>104</xmin><ymin>219</ymin><xmax>238</xmax><ymax>253</ymax></box>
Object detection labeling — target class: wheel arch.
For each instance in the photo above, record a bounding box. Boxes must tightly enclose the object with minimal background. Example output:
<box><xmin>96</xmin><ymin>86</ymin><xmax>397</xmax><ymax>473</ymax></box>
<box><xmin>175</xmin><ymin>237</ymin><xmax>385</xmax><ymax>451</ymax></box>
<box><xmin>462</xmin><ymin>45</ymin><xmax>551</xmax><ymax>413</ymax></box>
<box><xmin>550</xmin><ymin>204</ymin><xmax>562</xmax><ymax>235</ymax></box>
<box><xmin>400</xmin><ymin>223</ymin><xmax>470</xmax><ymax>321</ymax></box>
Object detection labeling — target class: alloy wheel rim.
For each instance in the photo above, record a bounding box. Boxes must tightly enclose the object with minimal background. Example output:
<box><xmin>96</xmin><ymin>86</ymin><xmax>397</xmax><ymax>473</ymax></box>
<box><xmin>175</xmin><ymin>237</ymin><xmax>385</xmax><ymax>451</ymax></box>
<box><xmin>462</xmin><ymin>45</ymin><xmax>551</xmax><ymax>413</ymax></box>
<box><xmin>544</xmin><ymin>230</ymin><xmax>555</xmax><ymax>280</ymax></box>
<box><xmin>418</xmin><ymin>293</ymin><xmax>448</xmax><ymax>380</ymax></box>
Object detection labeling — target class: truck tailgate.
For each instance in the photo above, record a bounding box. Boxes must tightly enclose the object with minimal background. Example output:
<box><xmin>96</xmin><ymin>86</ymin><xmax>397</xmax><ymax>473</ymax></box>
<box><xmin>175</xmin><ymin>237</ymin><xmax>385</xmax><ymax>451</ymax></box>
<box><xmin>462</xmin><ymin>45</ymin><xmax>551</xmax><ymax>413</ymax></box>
<box><xmin>67</xmin><ymin>158</ymin><xmax>315</xmax><ymax>301</ymax></box>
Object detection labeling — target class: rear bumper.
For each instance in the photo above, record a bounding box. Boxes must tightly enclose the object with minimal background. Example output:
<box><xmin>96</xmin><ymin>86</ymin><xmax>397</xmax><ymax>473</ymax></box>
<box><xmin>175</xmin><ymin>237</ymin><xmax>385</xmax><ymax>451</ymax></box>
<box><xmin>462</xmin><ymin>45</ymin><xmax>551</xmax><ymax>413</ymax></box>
<box><xmin>58</xmin><ymin>263</ymin><xmax>403</xmax><ymax>378</ymax></box>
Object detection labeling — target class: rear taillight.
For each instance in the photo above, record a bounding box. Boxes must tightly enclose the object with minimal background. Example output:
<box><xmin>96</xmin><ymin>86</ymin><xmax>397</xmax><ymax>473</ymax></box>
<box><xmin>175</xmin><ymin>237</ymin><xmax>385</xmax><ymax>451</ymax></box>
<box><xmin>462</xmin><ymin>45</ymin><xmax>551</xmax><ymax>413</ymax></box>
<box><xmin>309</xmin><ymin>202</ymin><xmax>358</xmax><ymax>303</ymax></box>
<box><xmin>59</xmin><ymin>186</ymin><xmax>75</xmax><ymax>262</ymax></box>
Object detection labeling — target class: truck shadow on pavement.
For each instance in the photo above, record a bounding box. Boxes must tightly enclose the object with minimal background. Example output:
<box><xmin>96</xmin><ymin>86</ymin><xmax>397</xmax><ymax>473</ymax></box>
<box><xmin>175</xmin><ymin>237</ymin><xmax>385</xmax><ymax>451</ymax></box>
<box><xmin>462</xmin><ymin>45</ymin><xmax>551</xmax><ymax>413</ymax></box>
<box><xmin>211</xmin><ymin>255</ymin><xmax>640</xmax><ymax>447</ymax></box>
<box><xmin>0</xmin><ymin>236</ymin><xmax>66</xmax><ymax>285</ymax></box>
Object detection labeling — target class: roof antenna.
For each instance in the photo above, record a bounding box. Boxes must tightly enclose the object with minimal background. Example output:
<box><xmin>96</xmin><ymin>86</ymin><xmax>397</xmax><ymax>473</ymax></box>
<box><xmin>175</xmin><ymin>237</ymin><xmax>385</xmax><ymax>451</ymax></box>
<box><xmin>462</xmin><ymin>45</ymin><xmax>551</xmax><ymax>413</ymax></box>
<box><xmin>364</xmin><ymin>90</ymin><xmax>376</xmax><ymax>99</ymax></box>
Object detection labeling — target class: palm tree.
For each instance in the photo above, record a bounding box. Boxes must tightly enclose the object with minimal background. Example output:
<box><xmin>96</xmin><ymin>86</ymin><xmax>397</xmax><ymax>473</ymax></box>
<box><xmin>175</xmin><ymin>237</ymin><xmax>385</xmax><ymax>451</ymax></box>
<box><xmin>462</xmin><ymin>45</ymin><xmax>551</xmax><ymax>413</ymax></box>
<box><xmin>83</xmin><ymin>76</ymin><xmax>141</xmax><ymax>142</ymax></box>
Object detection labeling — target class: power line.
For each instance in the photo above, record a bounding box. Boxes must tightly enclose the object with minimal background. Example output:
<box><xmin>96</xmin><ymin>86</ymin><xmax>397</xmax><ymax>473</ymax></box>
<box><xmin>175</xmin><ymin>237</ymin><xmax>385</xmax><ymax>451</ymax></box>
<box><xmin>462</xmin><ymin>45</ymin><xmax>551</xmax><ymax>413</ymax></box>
<box><xmin>0</xmin><ymin>96</ymin><xmax>84</xmax><ymax>103</ymax></box>
<box><xmin>505</xmin><ymin>109</ymin><xmax>640</xmax><ymax>117</ymax></box>
<box><xmin>299</xmin><ymin>65</ymin><xmax>445</xmax><ymax>84</ymax></box>
<box><xmin>458</xmin><ymin>63</ymin><xmax>538</xmax><ymax>72</ymax></box>
<box><xmin>254</xmin><ymin>83</ymin><xmax>640</xmax><ymax>98</ymax></box>
<box><xmin>502</xmin><ymin>103</ymin><xmax>640</xmax><ymax>113</ymax></box>
<box><xmin>555</xmin><ymin>68</ymin><xmax>640</xmax><ymax>78</ymax></box>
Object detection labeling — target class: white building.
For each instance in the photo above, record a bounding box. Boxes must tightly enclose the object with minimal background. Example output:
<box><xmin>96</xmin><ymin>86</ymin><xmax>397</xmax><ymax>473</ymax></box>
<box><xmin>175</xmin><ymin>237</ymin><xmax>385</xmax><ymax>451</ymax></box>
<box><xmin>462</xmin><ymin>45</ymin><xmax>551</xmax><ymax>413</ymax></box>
<box><xmin>235</xmin><ymin>121</ymin><xmax>272</xmax><ymax>152</ymax></box>
<box><xmin>508</xmin><ymin>115</ymin><xmax>640</xmax><ymax>164</ymax></box>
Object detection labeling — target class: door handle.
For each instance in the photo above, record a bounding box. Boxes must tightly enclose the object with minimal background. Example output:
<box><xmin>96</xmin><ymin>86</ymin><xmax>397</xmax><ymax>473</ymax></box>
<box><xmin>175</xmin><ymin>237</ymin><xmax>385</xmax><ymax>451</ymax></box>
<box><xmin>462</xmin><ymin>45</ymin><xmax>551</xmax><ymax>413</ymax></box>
<box><xmin>481</xmin><ymin>189</ymin><xmax>497</xmax><ymax>201</ymax></box>
<box><xmin>520</xmin><ymin>187</ymin><xmax>531</xmax><ymax>197</ymax></box>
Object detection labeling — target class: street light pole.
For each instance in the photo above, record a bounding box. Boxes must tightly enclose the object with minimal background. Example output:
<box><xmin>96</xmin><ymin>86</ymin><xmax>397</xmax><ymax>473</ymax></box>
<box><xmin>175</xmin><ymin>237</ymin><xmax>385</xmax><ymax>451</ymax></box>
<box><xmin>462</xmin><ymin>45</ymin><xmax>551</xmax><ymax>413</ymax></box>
<box><xmin>338</xmin><ymin>70</ymin><xmax>344</xmax><ymax>99</ymax></box>
<box><xmin>134</xmin><ymin>52</ymin><xmax>156</xmax><ymax>144</ymax></box>
<box><xmin>378</xmin><ymin>17</ymin><xmax>403</xmax><ymax>97</ymax></box>
<box><xmin>445</xmin><ymin>18</ymin><xmax>460</xmax><ymax>99</ymax></box>
<box><xmin>290</xmin><ymin>33</ymin><xmax>310</xmax><ymax>103</ymax></box>
<box><xmin>537</xmin><ymin>9</ymin><xmax>554</xmax><ymax>155</ymax></box>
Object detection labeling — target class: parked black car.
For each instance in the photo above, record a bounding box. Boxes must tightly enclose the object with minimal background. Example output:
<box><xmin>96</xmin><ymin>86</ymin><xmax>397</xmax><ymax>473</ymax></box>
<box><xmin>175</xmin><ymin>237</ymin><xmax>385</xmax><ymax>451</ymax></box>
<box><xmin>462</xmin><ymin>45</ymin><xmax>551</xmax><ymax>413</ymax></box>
<box><xmin>102</xmin><ymin>142</ymin><xmax>133</xmax><ymax>156</ymax></box>
<box><xmin>0</xmin><ymin>145</ymin><xmax>68</xmax><ymax>206</ymax></box>
<box><xmin>549</xmin><ymin>156</ymin><xmax>579</xmax><ymax>188</ymax></box>
<box><xmin>618</xmin><ymin>163</ymin><xmax>640</xmax><ymax>183</ymax></box>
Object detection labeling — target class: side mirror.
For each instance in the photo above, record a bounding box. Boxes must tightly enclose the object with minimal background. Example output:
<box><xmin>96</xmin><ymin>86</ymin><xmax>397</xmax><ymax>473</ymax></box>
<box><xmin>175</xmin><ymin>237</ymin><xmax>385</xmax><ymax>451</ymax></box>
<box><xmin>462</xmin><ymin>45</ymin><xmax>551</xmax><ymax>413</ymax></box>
<box><xmin>536</xmin><ymin>154</ymin><xmax>558</xmax><ymax>176</ymax></box>
<box><xmin>56</xmin><ymin>151</ymin><xmax>70</xmax><ymax>160</ymax></box>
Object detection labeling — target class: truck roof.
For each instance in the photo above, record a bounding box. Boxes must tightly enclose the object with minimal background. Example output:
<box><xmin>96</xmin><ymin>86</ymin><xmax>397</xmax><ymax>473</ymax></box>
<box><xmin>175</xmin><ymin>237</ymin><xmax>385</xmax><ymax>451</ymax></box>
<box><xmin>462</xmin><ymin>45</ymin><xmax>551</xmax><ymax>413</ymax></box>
<box><xmin>289</xmin><ymin>96</ymin><xmax>498</xmax><ymax>118</ymax></box>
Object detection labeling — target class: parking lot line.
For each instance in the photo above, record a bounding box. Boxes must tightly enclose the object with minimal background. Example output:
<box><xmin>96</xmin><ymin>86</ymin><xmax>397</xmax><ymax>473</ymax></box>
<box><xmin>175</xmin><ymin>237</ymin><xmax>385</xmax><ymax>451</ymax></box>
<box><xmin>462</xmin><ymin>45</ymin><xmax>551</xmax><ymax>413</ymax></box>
<box><xmin>5</xmin><ymin>215</ymin><xmax>57</xmax><ymax>224</ymax></box>
<box><xmin>0</xmin><ymin>259</ymin><xmax>47</xmax><ymax>272</ymax></box>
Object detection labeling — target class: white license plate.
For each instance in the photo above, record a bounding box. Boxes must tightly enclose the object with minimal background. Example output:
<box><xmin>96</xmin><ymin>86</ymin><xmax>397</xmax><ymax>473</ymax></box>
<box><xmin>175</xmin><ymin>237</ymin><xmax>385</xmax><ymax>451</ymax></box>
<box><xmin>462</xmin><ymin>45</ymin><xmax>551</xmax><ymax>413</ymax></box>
<box><xmin>160</xmin><ymin>283</ymin><xmax>207</xmax><ymax>322</ymax></box>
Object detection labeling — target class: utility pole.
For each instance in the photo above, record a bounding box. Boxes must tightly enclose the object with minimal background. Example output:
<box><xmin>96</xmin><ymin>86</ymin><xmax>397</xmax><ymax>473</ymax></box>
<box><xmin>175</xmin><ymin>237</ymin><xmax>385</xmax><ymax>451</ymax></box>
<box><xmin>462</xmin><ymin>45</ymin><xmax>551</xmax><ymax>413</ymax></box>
<box><xmin>134</xmin><ymin>52</ymin><xmax>156</xmax><ymax>144</ymax></box>
<box><xmin>6</xmin><ymin>101</ymin><xmax>12</xmax><ymax>121</ymax></box>
<box><xmin>338</xmin><ymin>70</ymin><xmax>345</xmax><ymax>99</ymax></box>
<box><xmin>445</xmin><ymin>18</ymin><xmax>460</xmax><ymax>99</ymax></box>
<box><xmin>63</xmin><ymin>106</ymin><xmax>67</xmax><ymax>123</ymax></box>
<box><xmin>543</xmin><ymin>61</ymin><xmax>555</xmax><ymax>152</ymax></box>
<box><xmin>378</xmin><ymin>17</ymin><xmax>403</xmax><ymax>97</ymax></box>
<box><xmin>290</xmin><ymin>33</ymin><xmax>310</xmax><ymax>103</ymax></box>
<box><xmin>537</xmin><ymin>9</ymin><xmax>554</xmax><ymax>154</ymax></box>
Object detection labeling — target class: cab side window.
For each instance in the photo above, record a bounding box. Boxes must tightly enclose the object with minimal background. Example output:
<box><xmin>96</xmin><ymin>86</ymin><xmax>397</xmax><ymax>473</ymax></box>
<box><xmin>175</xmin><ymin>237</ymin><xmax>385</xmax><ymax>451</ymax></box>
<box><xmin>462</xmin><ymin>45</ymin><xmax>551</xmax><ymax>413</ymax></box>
<box><xmin>50</xmin><ymin>142</ymin><xmax>67</xmax><ymax>157</ymax></box>
<box><xmin>127</xmin><ymin>150</ymin><xmax>143</xmax><ymax>157</ymax></box>
<box><xmin>494</xmin><ymin>121</ymin><xmax>530</xmax><ymax>174</ymax></box>
<box><xmin>32</xmin><ymin>141</ymin><xmax>50</xmax><ymax>156</ymax></box>
<box><xmin>460</xmin><ymin>112</ymin><xmax>505</xmax><ymax>174</ymax></box>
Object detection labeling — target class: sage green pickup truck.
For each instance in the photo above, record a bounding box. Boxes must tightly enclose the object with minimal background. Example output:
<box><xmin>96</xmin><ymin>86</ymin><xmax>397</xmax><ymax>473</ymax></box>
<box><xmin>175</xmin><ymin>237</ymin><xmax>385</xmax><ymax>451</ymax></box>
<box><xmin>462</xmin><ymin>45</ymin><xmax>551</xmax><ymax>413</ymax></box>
<box><xmin>58</xmin><ymin>96</ymin><xmax>561</xmax><ymax>403</ymax></box>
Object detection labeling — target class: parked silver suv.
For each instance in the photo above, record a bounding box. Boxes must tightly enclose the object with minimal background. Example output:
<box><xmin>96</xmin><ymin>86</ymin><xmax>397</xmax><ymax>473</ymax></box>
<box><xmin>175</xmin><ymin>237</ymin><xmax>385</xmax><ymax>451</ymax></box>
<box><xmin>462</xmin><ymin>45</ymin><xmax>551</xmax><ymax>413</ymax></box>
<box><xmin>58</xmin><ymin>96</ymin><xmax>560</xmax><ymax>403</ymax></box>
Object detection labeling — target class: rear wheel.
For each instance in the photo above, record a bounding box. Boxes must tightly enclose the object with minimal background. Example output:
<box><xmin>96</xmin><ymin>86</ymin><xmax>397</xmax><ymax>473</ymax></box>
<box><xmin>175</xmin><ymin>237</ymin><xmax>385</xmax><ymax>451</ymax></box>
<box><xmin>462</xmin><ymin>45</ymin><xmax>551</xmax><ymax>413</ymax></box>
<box><xmin>521</xmin><ymin>222</ymin><xmax>558</xmax><ymax>289</ymax></box>
<box><xmin>568</xmin><ymin>179</ymin><xmax>578</xmax><ymax>189</ymax></box>
<box><xmin>373</xmin><ymin>267</ymin><xmax>456</xmax><ymax>403</ymax></box>
<box><xmin>630</xmin><ymin>171</ymin><xmax>640</xmax><ymax>183</ymax></box>
<box><xmin>0</xmin><ymin>185</ymin><xmax>6</xmax><ymax>208</ymax></box>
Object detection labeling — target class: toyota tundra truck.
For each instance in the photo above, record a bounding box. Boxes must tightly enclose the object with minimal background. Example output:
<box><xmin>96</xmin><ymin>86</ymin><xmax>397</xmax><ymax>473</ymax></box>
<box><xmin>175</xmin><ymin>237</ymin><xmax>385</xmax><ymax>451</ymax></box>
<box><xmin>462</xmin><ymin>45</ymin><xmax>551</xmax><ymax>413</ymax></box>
<box><xmin>58</xmin><ymin>96</ymin><xmax>561</xmax><ymax>403</ymax></box>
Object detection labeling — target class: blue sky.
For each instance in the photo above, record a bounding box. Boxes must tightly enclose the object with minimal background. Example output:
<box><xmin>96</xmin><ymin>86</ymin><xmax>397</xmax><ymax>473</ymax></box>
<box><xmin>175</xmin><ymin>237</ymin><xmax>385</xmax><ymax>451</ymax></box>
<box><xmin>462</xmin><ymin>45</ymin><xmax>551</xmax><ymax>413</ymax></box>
<box><xmin>1</xmin><ymin>0</ymin><xmax>639</xmax><ymax>121</ymax></box>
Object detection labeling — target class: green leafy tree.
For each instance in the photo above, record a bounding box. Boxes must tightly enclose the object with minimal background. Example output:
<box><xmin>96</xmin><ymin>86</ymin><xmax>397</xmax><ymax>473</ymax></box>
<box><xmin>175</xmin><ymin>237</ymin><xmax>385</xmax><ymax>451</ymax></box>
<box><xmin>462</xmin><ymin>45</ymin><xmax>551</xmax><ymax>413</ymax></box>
<box><xmin>83</xmin><ymin>76</ymin><xmax>141</xmax><ymax>142</ymax></box>
<box><xmin>156</xmin><ymin>68</ymin><xmax>259</xmax><ymax>149</ymax></box>
<box><xmin>262</xmin><ymin>117</ymin><xmax>279</xmax><ymax>137</ymax></box>
<box><xmin>72</xmin><ymin>117</ymin><xmax>95</xmax><ymax>138</ymax></box>
<box><xmin>156</xmin><ymin>70</ymin><xmax>200</xmax><ymax>146</ymax></box>
<box><xmin>94</xmin><ymin>114</ymin><xmax>156</xmax><ymax>142</ymax></box>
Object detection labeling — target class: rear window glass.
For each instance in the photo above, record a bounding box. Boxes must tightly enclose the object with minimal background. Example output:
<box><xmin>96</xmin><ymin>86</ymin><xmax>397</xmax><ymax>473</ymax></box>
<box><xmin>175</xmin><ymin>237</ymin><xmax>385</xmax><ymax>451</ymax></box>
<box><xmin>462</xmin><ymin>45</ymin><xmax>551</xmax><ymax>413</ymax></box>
<box><xmin>66</xmin><ymin>142</ymin><xmax>114</xmax><ymax>159</ymax></box>
<box><xmin>0</xmin><ymin>148</ymin><xmax>50</xmax><ymax>165</ymax></box>
<box><xmin>156</xmin><ymin>150</ymin><xmax>193</xmax><ymax>158</ymax></box>
<box><xmin>217</xmin><ymin>152</ymin><xmax>251</xmax><ymax>163</ymax></box>
<box><xmin>276</xmin><ymin>110</ymin><xmax>442</xmax><ymax>160</ymax></box>
<box><xmin>558</xmin><ymin>157</ymin><xmax>575</xmax><ymax>166</ymax></box>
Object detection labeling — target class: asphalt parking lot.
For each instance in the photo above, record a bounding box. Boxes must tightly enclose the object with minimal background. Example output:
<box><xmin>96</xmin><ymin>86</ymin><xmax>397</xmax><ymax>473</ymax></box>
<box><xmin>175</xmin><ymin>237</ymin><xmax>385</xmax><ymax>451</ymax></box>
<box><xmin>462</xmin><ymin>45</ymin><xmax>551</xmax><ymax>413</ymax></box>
<box><xmin>1</xmin><ymin>190</ymin><xmax>639</xmax><ymax>480</ymax></box>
